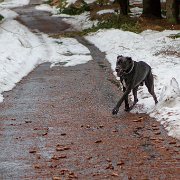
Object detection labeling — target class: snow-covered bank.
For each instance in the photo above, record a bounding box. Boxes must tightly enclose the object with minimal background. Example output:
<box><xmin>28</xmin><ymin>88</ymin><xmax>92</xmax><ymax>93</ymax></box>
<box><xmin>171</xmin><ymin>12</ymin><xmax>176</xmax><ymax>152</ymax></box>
<box><xmin>0</xmin><ymin>0</ymin><xmax>30</xmax><ymax>8</ymax></box>
<box><xmin>35</xmin><ymin>4</ymin><xmax>59</xmax><ymax>14</ymax></box>
<box><xmin>57</xmin><ymin>12</ymin><xmax>98</xmax><ymax>31</ymax></box>
<box><xmin>0</xmin><ymin>7</ymin><xmax>18</xmax><ymax>19</ymax></box>
<box><xmin>86</xmin><ymin>29</ymin><xmax>180</xmax><ymax>139</ymax></box>
<box><xmin>0</xmin><ymin>19</ymin><xmax>92</xmax><ymax>102</ymax></box>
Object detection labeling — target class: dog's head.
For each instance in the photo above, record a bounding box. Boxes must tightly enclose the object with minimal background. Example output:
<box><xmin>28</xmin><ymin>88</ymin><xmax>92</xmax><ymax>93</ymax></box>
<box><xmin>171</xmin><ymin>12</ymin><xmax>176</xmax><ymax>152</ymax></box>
<box><xmin>115</xmin><ymin>55</ymin><xmax>133</xmax><ymax>77</ymax></box>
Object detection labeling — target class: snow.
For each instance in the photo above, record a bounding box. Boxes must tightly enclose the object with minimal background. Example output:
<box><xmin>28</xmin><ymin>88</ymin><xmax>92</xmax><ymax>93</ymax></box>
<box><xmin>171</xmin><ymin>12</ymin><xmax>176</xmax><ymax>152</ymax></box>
<box><xmin>0</xmin><ymin>7</ymin><xmax>18</xmax><ymax>19</ymax></box>
<box><xmin>56</xmin><ymin>12</ymin><xmax>98</xmax><ymax>31</ymax></box>
<box><xmin>129</xmin><ymin>0</ymin><xmax>142</xmax><ymax>5</ymax></box>
<box><xmin>86</xmin><ymin>29</ymin><xmax>180</xmax><ymax>139</ymax></box>
<box><xmin>66</xmin><ymin>0</ymin><xmax>96</xmax><ymax>6</ymax></box>
<box><xmin>97</xmin><ymin>9</ymin><xmax>115</xmax><ymax>15</ymax></box>
<box><xmin>130</xmin><ymin>7</ymin><xmax>142</xmax><ymax>17</ymax></box>
<box><xmin>35</xmin><ymin>4</ymin><xmax>59</xmax><ymax>15</ymax></box>
<box><xmin>0</xmin><ymin>0</ymin><xmax>30</xmax><ymax>8</ymax></box>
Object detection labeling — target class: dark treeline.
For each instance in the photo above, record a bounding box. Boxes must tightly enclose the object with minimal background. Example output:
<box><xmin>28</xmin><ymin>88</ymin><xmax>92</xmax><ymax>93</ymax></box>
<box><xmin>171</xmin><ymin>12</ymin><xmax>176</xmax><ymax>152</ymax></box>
<box><xmin>116</xmin><ymin>0</ymin><xmax>179</xmax><ymax>23</ymax></box>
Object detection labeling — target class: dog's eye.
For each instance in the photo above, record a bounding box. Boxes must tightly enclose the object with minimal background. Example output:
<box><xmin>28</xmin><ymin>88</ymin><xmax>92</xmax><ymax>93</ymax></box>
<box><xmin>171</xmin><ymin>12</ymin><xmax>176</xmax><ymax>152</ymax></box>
<box><xmin>118</xmin><ymin>61</ymin><xmax>122</xmax><ymax>65</ymax></box>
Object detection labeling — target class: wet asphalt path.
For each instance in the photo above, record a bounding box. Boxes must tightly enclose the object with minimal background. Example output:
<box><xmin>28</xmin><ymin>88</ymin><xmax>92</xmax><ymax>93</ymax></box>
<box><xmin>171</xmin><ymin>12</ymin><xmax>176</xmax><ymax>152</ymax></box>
<box><xmin>14</xmin><ymin>0</ymin><xmax>72</xmax><ymax>34</ymax></box>
<box><xmin>0</xmin><ymin>0</ymin><xmax>180</xmax><ymax>179</ymax></box>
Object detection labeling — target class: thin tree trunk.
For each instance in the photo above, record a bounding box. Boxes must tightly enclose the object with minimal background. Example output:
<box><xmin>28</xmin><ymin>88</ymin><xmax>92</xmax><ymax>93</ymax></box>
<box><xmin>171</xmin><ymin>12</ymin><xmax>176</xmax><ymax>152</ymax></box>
<box><xmin>142</xmin><ymin>0</ymin><xmax>161</xmax><ymax>18</ymax></box>
<box><xmin>166</xmin><ymin>0</ymin><xmax>179</xmax><ymax>23</ymax></box>
<box><xmin>119</xmin><ymin>0</ymin><xmax>128</xmax><ymax>15</ymax></box>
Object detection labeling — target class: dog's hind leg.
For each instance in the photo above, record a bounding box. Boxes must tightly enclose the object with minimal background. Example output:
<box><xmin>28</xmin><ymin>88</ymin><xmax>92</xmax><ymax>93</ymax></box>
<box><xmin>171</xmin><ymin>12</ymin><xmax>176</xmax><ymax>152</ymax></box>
<box><xmin>128</xmin><ymin>86</ymin><xmax>139</xmax><ymax>111</ymax></box>
<box><xmin>132</xmin><ymin>86</ymin><xmax>139</xmax><ymax>105</ymax></box>
<box><xmin>145</xmin><ymin>72</ymin><xmax>158</xmax><ymax>104</ymax></box>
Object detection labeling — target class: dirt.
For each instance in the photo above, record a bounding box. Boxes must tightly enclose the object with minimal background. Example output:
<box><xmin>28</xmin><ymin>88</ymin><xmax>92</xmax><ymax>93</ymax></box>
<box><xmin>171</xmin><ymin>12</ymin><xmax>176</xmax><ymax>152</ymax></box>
<box><xmin>0</xmin><ymin>0</ymin><xmax>180</xmax><ymax>179</ymax></box>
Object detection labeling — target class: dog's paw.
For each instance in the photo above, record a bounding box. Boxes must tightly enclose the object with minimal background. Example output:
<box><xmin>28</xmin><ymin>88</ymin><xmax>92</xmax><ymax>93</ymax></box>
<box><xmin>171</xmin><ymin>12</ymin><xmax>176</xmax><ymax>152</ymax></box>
<box><xmin>124</xmin><ymin>107</ymin><xmax>130</xmax><ymax>112</ymax></box>
<box><xmin>112</xmin><ymin>107</ymin><xmax>119</xmax><ymax>115</ymax></box>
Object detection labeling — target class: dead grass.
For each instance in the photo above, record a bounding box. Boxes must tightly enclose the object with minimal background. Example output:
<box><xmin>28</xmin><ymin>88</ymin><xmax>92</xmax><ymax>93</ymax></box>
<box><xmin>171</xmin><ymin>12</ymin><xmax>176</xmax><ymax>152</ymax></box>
<box><xmin>138</xmin><ymin>17</ymin><xmax>180</xmax><ymax>31</ymax></box>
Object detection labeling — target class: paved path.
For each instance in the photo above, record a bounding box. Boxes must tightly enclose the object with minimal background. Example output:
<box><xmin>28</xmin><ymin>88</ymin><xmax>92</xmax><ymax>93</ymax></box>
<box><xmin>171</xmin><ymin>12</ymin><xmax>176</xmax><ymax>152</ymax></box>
<box><xmin>0</xmin><ymin>1</ymin><xmax>180</xmax><ymax>179</ymax></box>
<box><xmin>14</xmin><ymin>0</ymin><xmax>72</xmax><ymax>34</ymax></box>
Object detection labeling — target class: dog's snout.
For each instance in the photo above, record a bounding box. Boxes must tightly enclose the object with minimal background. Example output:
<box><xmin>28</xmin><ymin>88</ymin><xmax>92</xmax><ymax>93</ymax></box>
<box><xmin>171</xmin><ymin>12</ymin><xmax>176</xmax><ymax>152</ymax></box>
<box><xmin>115</xmin><ymin>67</ymin><xmax>119</xmax><ymax>72</ymax></box>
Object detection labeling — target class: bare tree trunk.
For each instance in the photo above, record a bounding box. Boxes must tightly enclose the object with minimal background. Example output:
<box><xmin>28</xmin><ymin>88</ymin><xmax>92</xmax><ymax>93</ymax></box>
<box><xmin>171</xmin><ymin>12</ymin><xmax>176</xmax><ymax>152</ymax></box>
<box><xmin>118</xmin><ymin>0</ymin><xmax>129</xmax><ymax>15</ymax></box>
<box><xmin>166</xmin><ymin>0</ymin><xmax>179</xmax><ymax>23</ymax></box>
<box><xmin>142</xmin><ymin>0</ymin><xmax>161</xmax><ymax>18</ymax></box>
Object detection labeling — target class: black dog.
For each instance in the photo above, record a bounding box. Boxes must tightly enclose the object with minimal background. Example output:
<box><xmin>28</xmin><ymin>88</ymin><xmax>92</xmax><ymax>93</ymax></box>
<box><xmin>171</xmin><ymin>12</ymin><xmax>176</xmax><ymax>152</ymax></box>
<box><xmin>112</xmin><ymin>55</ymin><xmax>158</xmax><ymax>115</ymax></box>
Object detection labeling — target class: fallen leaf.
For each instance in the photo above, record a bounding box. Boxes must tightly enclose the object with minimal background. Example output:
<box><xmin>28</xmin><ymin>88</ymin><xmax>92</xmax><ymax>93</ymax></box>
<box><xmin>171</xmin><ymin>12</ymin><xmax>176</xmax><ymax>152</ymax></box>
<box><xmin>36</xmin><ymin>155</ymin><xmax>41</xmax><ymax>159</ymax></box>
<box><xmin>59</xmin><ymin>155</ymin><xmax>67</xmax><ymax>159</ymax></box>
<box><xmin>60</xmin><ymin>169</ymin><xmax>69</xmax><ymax>175</ymax></box>
<box><xmin>152</xmin><ymin>127</ymin><xmax>159</xmax><ymax>131</ymax></box>
<box><xmin>117</xmin><ymin>160</ymin><xmax>124</xmax><ymax>166</ymax></box>
<box><xmin>34</xmin><ymin>164</ymin><xmax>40</xmax><ymax>169</ymax></box>
<box><xmin>49</xmin><ymin>164</ymin><xmax>57</xmax><ymax>168</ymax></box>
<box><xmin>95</xmin><ymin>140</ymin><xmax>102</xmax><ymax>143</ymax></box>
<box><xmin>68</xmin><ymin>172</ymin><xmax>78</xmax><ymax>178</ymax></box>
<box><xmin>56</xmin><ymin>145</ymin><xmax>70</xmax><ymax>151</ymax></box>
<box><xmin>87</xmin><ymin>156</ymin><xmax>92</xmax><ymax>160</ymax></box>
<box><xmin>106</xmin><ymin>163</ymin><xmax>114</xmax><ymax>170</ymax></box>
<box><xmin>61</xmin><ymin>133</ymin><xmax>66</xmax><ymax>136</ymax></box>
<box><xmin>169</xmin><ymin>141</ymin><xmax>176</xmax><ymax>145</ymax></box>
<box><xmin>106</xmin><ymin>158</ymin><xmax>111</xmax><ymax>162</ymax></box>
<box><xmin>111</xmin><ymin>172</ymin><xmax>119</xmax><ymax>177</ymax></box>
<box><xmin>51</xmin><ymin>155</ymin><xmax>59</xmax><ymax>160</ymax></box>
<box><xmin>152</xmin><ymin>124</ymin><xmax>157</xmax><ymax>127</ymax></box>
<box><xmin>154</xmin><ymin>131</ymin><xmax>161</xmax><ymax>135</ymax></box>
<box><xmin>51</xmin><ymin>155</ymin><xmax>67</xmax><ymax>160</ymax></box>
<box><xmin>150</xmin><ymin>137</ymin><xmax>157</xmax><ymax>140</ymax></box>
<box><xmin>133</xmin><ymin>119</ymin><xmax>141</xmax><ymax>122</ymax></box>
<box><xmin>25</xmin><ymin>120</ymin><xmax>32</xmax><ymax>123</ymax></box>
<box><xmin>112</xmin><ymin>129</ymin><xmax>118</xmax><ymax>132</ymax></box>
<box><xmin>52</xmin><ymin>176</ymin><xmax>61</xmax><ymax>180</ymax></box>
<box><xmin>29</xmin><ymin>149</ymin><xmax>36</xmax><ymax>154</ymax></box>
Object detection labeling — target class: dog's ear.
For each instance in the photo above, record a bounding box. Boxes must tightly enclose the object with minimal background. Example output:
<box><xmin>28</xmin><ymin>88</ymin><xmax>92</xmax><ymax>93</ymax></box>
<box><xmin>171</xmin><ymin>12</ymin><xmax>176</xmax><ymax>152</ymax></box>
<box><xmin>117</xmin><ymin>55</ymin><xmax>122</xmax><ymax>60</ymax></box>
<box><xmin>126</xmin><ymin>57</ymin><xmax>132</xmax><ymax>61</ymax></box>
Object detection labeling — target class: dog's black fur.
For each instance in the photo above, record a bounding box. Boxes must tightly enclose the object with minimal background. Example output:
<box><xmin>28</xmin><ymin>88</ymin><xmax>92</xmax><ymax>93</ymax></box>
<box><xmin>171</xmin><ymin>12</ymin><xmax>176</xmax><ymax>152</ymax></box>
<box><xmin>112</xmin><ymin>55</ymin><xmax>158</xmax><ymax>115</ymax></box>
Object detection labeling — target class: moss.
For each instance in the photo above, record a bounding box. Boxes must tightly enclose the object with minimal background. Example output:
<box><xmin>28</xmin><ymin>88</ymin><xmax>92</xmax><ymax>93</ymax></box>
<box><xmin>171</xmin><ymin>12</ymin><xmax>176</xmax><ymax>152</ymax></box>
<box><xmin>168</xmin><ymin>33</ymin><xmax>180</xmax><ymax>39</ymax></box>
<box><xmin>83</xmin><ymin>15</ymin><xmax>141</xmax><ymax>34</ymax></box>
<box><xmin>44</xmin><ymin>0</ymin><xmax>53</xmax><ymax>4</ymax></box>
<box><xmin>167</xmin><ymin>17</ymin><xmax>178</xmax><ymax>24</ymax></box>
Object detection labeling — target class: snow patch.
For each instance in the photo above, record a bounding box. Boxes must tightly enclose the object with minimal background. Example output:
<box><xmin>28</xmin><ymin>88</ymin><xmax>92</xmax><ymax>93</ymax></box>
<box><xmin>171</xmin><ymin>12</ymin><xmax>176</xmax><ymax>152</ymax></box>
<box><xmin>97</xmin><ymin>9</ymin><xmax>115</xmax><ymax>15</ymax></box>
<box><xmin>0</xmin><ymin>0</ymin><xmax>30</xmax><ymax>8</ymax></box>
<box><xmin>35</xmin><ymin>4</ymin><xmax>59</xmax><ymax>15</ymax></box>
<box><xmin>56</xmin><ymin>12</ymin><xmax>98</xmax><ymax>30</ymax></box>
<box><xmin>0</xmin><ymin>7</ymin><xmax>18</xmax><ymax>19</ymax></box>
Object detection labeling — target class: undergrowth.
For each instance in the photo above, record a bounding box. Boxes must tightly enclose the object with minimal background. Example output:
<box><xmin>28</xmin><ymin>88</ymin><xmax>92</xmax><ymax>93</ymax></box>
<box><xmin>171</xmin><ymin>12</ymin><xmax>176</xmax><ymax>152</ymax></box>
<box><xmin>51</xmin><ymin>15</ymin><xmax>141</xmax><ymax>39</ymax></box>
<box><xmin>43</xmin><ymin>0</ymin><xmax>53</xmax><ymax>4</ymax></box>
<box><xmin>60</xmin><ymin>0</ymin><xmax>90</xmax><ymax>15</ymax></box>
<box><xmin>83</xmin><ymin>15</ymin><xmax>141</xmax><ymax>34</ymax></box>
<box><xmin>168</xmin><ymin>33</ymin><xmax>180</xmax><ymax>39</ymax></box>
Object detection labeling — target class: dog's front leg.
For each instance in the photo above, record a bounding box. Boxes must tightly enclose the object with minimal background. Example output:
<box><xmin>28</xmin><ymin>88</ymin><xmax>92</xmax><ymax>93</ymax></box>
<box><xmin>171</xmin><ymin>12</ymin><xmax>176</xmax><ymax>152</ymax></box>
<box><xmin>112</xmin><ymin>87</ymin><xmax>131</xmax><ymax>115</ymax></box>
<box><xmin>123</xmin><ymin>87</ymin><xmax>130</xmax><ymax>111</ymax></box>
